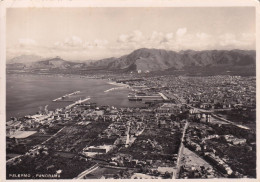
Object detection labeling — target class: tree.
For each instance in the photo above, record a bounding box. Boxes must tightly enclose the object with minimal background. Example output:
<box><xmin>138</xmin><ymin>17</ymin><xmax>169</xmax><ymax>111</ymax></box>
<box><xmin>153</xmin><ymin>170</ymin><xmax>159</xmax><ymax>176</ymax></box>
<box><xmin>164</xmin><ymin>171</ymin><xmax>171</xmax><ymax>178</ymax></box>
<box><xmin>113</xmin><ymin>174</ymin><xmax>120</xmax><ymax>179</ymax></box>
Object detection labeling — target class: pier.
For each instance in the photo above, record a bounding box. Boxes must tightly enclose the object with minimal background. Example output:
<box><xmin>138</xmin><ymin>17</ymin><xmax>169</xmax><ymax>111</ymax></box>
<box><xmin>53</xmin><ymin>91</ymin><xmax>80</xmax><ymax>102</ymax></box>
<box><xmin>104</xmin><ymin>87</ymin><xmax>125</xmax><ymax>93</ymax></box>
<box><xmin>108</xmin><ymin>82</ymin><xmax>129</xmax><ymax>87</ymax></box>
<box><xmin>65</xmin><ymin>97</ymin><xmax>91</xmax><ymax>109</ymax></box>
<box><xmin>158</xmin><ymin>92</ymin><xmax>169</xmax><ymax>101</ymax></box>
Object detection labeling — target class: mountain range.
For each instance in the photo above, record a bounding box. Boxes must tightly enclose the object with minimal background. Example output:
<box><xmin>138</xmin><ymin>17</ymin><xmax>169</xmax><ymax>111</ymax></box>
<box><xmin>7</xmin><ymin>48</ymin><xmax>256</xmax><ymax>76</ymax></box>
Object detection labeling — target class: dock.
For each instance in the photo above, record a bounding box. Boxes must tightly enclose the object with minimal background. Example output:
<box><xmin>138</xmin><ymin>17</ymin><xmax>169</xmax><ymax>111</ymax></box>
<box><xmin>158</xmin><ymin>92</ymin><xmax>169</xmax><ymax>101</ymax></box>
<box><xmin>65</xmin><ymin>97</ymin><xmax>91</xmax><ymax>109</ymax></box>
<box><xmin>53</xmin><ymin>91</ymin><xmax>80</xmax><ymax>102</ymax></box>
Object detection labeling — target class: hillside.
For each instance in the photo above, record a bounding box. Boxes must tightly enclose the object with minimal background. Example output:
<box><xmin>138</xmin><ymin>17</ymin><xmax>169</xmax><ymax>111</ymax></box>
<box><xmin>93</xmin><ymin>48</ymin><xmax>255</xmax><ymax>72</ymax></box>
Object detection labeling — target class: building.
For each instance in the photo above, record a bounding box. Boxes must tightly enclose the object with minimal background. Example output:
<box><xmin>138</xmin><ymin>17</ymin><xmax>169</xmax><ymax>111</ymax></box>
<box><xmin>83</xmin><ymin>145</ymin><xmax>113</xmax><ymax>156</ymax></box>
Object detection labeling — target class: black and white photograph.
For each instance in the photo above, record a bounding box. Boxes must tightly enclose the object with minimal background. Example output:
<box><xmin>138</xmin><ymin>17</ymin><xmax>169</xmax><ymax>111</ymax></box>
<box><xmin>1</xmin><ymin>0</ymin><xmax>258</xmax><ymax>180</ymax></box>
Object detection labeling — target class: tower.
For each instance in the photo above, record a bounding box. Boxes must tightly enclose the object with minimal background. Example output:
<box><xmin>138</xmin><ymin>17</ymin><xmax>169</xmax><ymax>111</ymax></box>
<box><xmin>125</xmin><ymin>121</ymin><xmax>131</xmax><ymax>148</ymax></box>
<box><xmin>206</xmin><ymin>114</ymin><xmax>211</xmax><ymax>123</ymax></box>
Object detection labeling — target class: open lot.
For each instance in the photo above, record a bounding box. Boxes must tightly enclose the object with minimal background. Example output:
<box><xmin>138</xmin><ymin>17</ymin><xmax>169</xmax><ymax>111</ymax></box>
<box><xmin>10</xmin><ymin>131</ymin><xmax>37</xmax><ymax>139</ymax></box>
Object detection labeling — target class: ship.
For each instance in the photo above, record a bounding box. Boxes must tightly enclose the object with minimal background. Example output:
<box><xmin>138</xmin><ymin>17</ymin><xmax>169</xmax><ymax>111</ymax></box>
<box><xmin>128</xmin><ymin>93</ymin><xmax>164</xmax><ymax>102</ymax></box>
<box><xmin>128</xmin><ymin>94</ymin><xmax>142</xmax><ymax>101</ymax></box>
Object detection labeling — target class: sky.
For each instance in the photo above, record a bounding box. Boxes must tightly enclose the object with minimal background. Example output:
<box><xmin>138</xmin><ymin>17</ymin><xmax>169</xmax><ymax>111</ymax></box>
<box><xmin>6</xmin><ymin>7</ymin><xmax>256</xmax><ymax>61</ymax></box>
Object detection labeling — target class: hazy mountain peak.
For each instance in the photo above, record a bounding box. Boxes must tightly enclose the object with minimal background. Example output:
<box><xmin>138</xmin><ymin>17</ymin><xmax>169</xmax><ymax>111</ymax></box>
<box><xmin>7</xmin><ymin>54</ymin><xmax>43</xmax><ymax>64</ymax></box>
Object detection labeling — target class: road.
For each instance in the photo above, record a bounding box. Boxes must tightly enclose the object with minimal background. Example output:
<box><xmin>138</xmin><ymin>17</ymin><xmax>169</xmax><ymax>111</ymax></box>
<box><xmin>173</xmin><ymin>120</ymin><xmax>189</xmax><ymax>179</ymax></box>
<box><xmin>188</xmin><ymin>104</ymin><xmax>212</xmax><ymax>113</ymax></box>
<box><xmin>75</xmin><ymin>164</ymin><xmax>100</xmax><ymax>179</ymax></box>
<box><xmin>7</xmin><ymin>126</ymin><xmax>67</xmax><ymax>164</ymax></box>
<box><xmin>41</xmin><ymin>126</ymin><xmax>66</xmax><ymax>144</ymax></box>
<box><xmin>211</xmin><ymin>114</ymin><xmax>250</xmax><ymax>130</ymax></box>
<box><xmin>188</xmin><ymin>104</ymin><xmax>250</xmax><ymax>130</ymax></box>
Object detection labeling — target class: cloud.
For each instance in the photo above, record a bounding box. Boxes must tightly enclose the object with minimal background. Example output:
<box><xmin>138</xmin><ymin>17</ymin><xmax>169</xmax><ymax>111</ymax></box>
<box><xmin>54</xmin><ymin>36</ymin><xmax>109</xmax><ymax>50</ymax></box>
<box><xmin>118</xmin><ymin>34</ymin><xmax>129</xmax><ymax>43</ymax></box>
<box><xmin>82</xmin><ymin>39</ymin><xmax>108</xmax><ymax>49</ymax></box>
<box><xmin>176</xmin><ymin>28</ymin><xmax>187</xmax><ymax>37</ymax></box>
<box><xmin>8</xmin><ymin>31</ymin><xmax>255</xmax><ymax>61</ymax></box>
<box><xmin>218</xmin><ymin>33</ymin><xmax>255</xmax><ymax>48</ymax></box>
<box><xmin>116</xmin><ymin>29</ymin><xmax>255</xmax><ymax>52</ymax></box>
<box><xmin>116</xmin><ymin>30</ymin><xmax>173</xmax><ymax>51</ymax></box>
<box><xmin>54</xmin><ymin>35</ymin><xmax>83</xmax><ymax>48</ymax></box>
<box><xmin>149</xmin><ymin>31</ymin><xmax>164</xmax><ymax>42</ymax></box>
<box><xmin>19</xmin><ymin>38</ymin><xmax>37</xmax><ymax>47</ymax></box>
<box><xmin>218</xmin><ymin>33</ymin><xmax>237</xmax><ymax>46</ymax></box>
<box><xmin>165</xmin><ymin>33</ymin><xmax>174</xmax><ymax>41</ymax></box>
<box><xmin>131</xmin><ymin>30</ymin><xmax>144</xmax><ymax>42</ymax></box>
<box><xmin>115</xmin><ymin>29</ymin><xmax>253</xmax><ymax>52</ymax></box>
<box><xmin>241</xmin><ymin>33</ymin><xmax>255</xmax><ymax>44</ymax></box>
<box><xmin>116</xmin><ymin>29</ymin><xmax>216</xmax><ymax>51</ymax></box>
<box><xmin>8</xmin><ymin>36</ymin><xmax>111</xmax><ymax>60</ymax></box>
<box><xmin>196</xmin><ymin>32</ymin><xmax>211</xmax><ymax>40</ymax></box>
<box><xmin>64</xmin><ymin>36</ymin><xmax>83</xmax><ymax>47</ymax></box>
<box><xmin>116</xmin><ymin>30</ymin><xmax>178</xmax><ymax>52</ymax></box>
<box><xmin>117</xmin><ymin>30</ymin><xmax>145</xmax><ymax>43</ymax></box>
<box><xmin>148</xmin><ymin>31</ymin><xmax>173</xmax><ymax>43</ymax></box>
<box><xmin>175</xmin><ymin>33</ymin><xmax>215</xmax><ymax>50</ymax></box>
<box><xmin>93</xmin><ymin>39</ymin><xmax>108</xmax><ymax>48</ymax></box>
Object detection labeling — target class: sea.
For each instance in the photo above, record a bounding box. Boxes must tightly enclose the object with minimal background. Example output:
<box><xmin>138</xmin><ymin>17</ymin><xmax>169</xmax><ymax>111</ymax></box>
<box><xmin>6</xmin><ymin>74</ymin><xmax>144</xmax><ymax>121</ymax></box>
